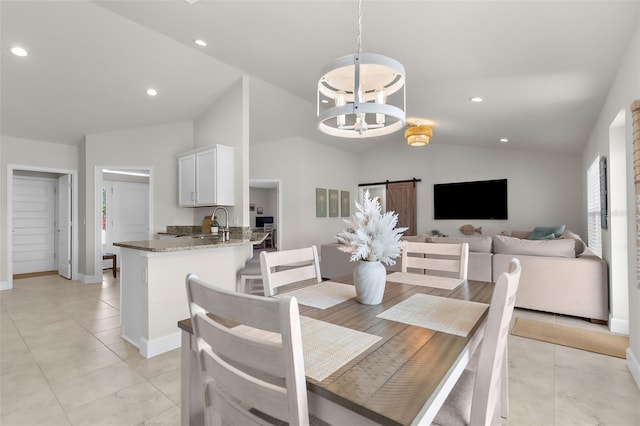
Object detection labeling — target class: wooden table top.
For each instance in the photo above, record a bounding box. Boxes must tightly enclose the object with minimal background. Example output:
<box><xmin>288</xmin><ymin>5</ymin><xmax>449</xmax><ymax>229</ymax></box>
<box><xmin>178</xmin><ymin>276</ymin><xmax>494</xmax><ymax>426</ymax></box>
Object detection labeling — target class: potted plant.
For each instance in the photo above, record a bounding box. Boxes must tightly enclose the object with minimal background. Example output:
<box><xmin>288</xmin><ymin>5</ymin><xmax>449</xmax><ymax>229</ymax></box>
<box><xmin>336</xmin><ymin>190</ymin><xmax>407</xmax><ymax>304</ymax></box>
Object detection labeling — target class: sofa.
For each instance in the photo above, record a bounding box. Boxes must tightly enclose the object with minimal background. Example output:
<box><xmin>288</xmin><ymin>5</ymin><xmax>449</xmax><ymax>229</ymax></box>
<box><xmin>319</xmin><ymin>230</ymin><xmax>609</xmax><ymax>322</ymax></box>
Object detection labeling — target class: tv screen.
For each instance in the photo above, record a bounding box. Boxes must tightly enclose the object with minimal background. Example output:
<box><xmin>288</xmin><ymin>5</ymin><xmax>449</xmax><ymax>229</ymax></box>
<box><xmin>256</xmin><ymin>216</ymin><xmax>273</xmax><ymax>228</ymax></box>
<box><xmin>434</xmin><ymin>179</ymin><xmax>508</xmax><ymax>220</ymax></box>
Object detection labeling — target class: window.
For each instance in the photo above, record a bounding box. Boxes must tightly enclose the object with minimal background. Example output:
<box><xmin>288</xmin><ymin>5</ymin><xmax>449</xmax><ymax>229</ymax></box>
<box><xmin>587</xmin><ymin>157</ymin><xmax>602</xmax><ymax>257</ymax></box>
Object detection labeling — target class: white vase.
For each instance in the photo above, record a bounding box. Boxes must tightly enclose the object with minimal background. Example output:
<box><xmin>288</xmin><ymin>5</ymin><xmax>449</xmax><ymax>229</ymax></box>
<box><xmin>353</xmin><ymin>261</ymin><xmax>386</xmax><ymax>305</ymax></box>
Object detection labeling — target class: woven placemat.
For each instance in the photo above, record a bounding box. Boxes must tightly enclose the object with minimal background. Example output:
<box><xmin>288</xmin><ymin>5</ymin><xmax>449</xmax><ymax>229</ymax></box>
<box><xmin>377</xmin><ymin>293</ymin><xmax>488</xmax><ymax>337</ymax></box>
<box><xmin>511</xmin><ymin>318</ymin><xmax>629</xmax><ymax>359</ymax></box>
<box><xmin>387</xmin><ymin>272</ymin><xmax>464</xmax><ymax>290</ymax></box>
<box><xmin>235</xmin><ymin>316</ymin><xmax>381</xmax><ymax>382</ymax></box>
<box><xmin>275</xmin><ymin>281</ymin><xmax>355</xmax><ymax>309</ymax></box>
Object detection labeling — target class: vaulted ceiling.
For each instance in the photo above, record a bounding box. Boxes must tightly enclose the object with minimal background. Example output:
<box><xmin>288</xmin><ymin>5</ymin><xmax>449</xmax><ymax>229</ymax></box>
<box><xmin>1</xmin><ymin>1</ymin><xmax>638</xmax><ymax>154</ymax></box>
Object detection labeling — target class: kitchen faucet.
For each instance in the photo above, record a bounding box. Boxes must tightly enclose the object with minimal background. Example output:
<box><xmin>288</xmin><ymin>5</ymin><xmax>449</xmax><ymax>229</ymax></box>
<box><xmin>212</xmin><ymin>207</ymin><xmax>229</xmax><ymax>241</ymax></box>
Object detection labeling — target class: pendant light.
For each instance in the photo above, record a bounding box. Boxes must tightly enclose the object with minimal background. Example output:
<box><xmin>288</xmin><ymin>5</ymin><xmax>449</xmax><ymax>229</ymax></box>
<box><xmin>317</xmin><ymin>0</ymin><xmax>406</xmax><ymax>138</ymax></box>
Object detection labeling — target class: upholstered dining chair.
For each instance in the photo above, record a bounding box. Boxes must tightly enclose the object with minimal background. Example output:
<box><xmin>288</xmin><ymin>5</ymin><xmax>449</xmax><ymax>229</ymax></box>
<box><xmin>260</xmin><ymin>245</ymin><xmax>322</xmax><ymax>297</ymax></box>
<box><xmin>185</xmin><ymin>273</ymin><xmax>310</xmax><ymax>426</ymax></box>
<box><xmin>401</xmin><ymin>241</ymin><xmax>470</xmax><ymax>279</ymax></box>
<box><xmin>432</xmin><ymin>257</ymin><xmax>522</xmax><ymax>426</ymax></box>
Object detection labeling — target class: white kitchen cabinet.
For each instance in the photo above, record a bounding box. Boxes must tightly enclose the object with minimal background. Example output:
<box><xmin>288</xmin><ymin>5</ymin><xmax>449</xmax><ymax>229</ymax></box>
<box><xmin>178</xmin><ymin>145</ymin><xmax>234</xmax><ymax>207</ymax></box>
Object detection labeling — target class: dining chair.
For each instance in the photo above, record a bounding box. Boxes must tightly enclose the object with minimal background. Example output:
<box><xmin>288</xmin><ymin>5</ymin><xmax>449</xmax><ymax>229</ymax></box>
<box><xmin>185</xmin><ymin>273</ymin><xmax>310</xmax><ymax>426</ymax></box>
<box><xmin>263</xmin><ymin>223</ymin><xmax>274</xmax><ymax>248</ymax></box>
<box><xmin>401</xmin><ymin>241</ymin><xmax>469</xmax><ymax>279</ymax></box>
<box><xmin>432</xmin><ymin>257</ymin><xmax>522</xmax><ymax>426</ymax></box>
<box><xmin>260</xmin><ymin>245</ymin><xmax>322</xmax><ymax>297</ymax></box>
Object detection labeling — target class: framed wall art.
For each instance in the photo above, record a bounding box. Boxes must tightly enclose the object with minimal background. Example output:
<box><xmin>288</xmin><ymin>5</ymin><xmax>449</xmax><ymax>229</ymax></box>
<box><xmin>316</xmin><ymin>188</ymin><xmax>327</xmax><ymax>217</ymax></box>
<box><xmin>329</xmin><ymin>189</ymin><xmax>339</xmax><ymax>217</ymax></box>
<box><xmin>340</xmin><ymin>190</ymin><xmax>350</xmax><ymax>217</ymax></box>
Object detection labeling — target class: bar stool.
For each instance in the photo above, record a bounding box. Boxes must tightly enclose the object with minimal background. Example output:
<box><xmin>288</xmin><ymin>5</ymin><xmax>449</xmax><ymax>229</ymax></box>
<box><xmin>238</xmin><ymin>259</ymin><xmax>263</xmax><ymax>295</ymax></box>
<box><xmin>102</xmin><ymin>252</ymin><xmax>117</xmax><ymax>278</ymax></box>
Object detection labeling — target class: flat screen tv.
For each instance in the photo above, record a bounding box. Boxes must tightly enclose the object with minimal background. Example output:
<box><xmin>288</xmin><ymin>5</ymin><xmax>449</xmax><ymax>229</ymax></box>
<box><xmin>434</xmin><ymin>179</ymin><xmax>508</xmax><ymax>220</ymax></box>
<box><xmin>256</xmin><ymin>216</ymin><xmax>273</xmax><ymax>228</ymax></box>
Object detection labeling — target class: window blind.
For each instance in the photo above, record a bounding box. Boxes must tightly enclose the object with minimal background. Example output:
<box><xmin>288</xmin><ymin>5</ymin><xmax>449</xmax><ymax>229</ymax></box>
<box><xmin>587</xmin><ymin>156</ymin><xmax>602</xmax><ymax>257</ymax></box>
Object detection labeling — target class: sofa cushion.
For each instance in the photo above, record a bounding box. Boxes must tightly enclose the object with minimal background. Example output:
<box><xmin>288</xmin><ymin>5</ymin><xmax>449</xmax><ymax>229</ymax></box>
<box><xmin>527</xmin><ymin>225</ymin><xmax>566</xmax><ymax>240</ymax></box>
<box><xmin>426</xmin><ymin>236</ymin><xmax>493</xmax><ymax>253</ymax></box>
<box><xmin>493</xmin><ymin>235</ymin><xmax>575</xmax><ymax>258</ymax></box>
<box><xmin>401</xmin><ymin>235</ymin><xmax>427</xmax><ymax>243</ymax></box>
<box><xmin>559</xmin><ymin>230</ymin><xmax>586</xmax><ymax>256</ymax></box>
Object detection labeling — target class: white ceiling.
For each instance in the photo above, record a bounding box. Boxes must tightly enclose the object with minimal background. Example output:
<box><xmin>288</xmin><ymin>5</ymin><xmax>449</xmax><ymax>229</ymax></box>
<box><xmin>1</xmin><ymin>1</ymin><xmax>638</xmax><ymax>154</ymax></box>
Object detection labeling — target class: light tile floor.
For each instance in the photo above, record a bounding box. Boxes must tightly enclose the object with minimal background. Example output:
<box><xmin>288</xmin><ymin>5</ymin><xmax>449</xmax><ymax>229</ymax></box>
<box><xmin>1</xmin><ymin>273</ymin><xmax>639</xmax><ymax>425</ymax></box>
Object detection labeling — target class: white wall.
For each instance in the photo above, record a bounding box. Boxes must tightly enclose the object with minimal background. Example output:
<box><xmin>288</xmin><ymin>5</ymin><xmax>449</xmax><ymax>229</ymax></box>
<box><xmin>250</xmin><ymin>137</ymin><xmax>360</xmax><ymax>250</ymax></box>
<box><xmin>84</xmin><ymin>120</ymin><xmax>194</xmax><ymax>281</ymax></box>
<box><xmin>0</xmin><ymin>136</ymin><xmax>79</xmax><ymax>285</ymax></box>
<box><xmin>358</xmin><ymin>142</ymin><xmax>583</xmax><ymax>239</ymax></box>
<box><xmin>193</xmin><ymin>76</ymin><xmax>250</xmax><ymax>228</ymax></box>
<box><xmin>583</xmin><ymin>20</ymin><xmax>640</xmax><ymax>385</ymax></box>
<box><xmin>249</xmin><ymin>187</ymin><xmax>277</xmax><ymax>228</ymax></box>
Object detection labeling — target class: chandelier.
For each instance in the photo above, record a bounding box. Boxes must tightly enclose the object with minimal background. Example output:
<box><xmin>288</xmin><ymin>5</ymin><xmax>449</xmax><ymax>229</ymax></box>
<box><xmin>317</xmin><ymin>0</ymin><xmax>406</xmax><ymax>138</ymax></box>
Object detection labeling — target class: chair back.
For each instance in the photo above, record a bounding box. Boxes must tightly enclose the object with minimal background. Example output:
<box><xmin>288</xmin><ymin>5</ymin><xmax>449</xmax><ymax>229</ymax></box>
<box><xmin>260</xmin><ymin>246</ymin><xmax>322</xmax><ymax>296</ymax></box>
<box><xmin>185</xmin><ymin>274</ymin><xmax>309</xmax><ymax>426</ymax></box>
<box><xmin>471</xmin><ymin>258</ymin><xmax>521</xmax><ymax>425</ymax></box>
<box><xmin>400</xmin><ymin>241</ymin><xmax>469</xmax><ymax>279</ymax></box>
<box><xmin>263</xmin><ymin>223</ymin><xmax>274</xmax><ymax>247</ymax></box>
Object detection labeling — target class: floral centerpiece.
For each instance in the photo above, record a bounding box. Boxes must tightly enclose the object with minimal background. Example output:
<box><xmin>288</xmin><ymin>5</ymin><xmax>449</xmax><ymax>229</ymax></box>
<box><xmin>337</xmin><ymin>190</ymin><xmax>407</xmax><ymax>304</ymax></box>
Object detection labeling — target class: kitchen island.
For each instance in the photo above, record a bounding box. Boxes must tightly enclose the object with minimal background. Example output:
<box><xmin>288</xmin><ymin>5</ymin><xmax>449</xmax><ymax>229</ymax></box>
<box><xmin>114</xmin><ymin>234</ymin><xmax>265</xmax><ymax>358</ymax></box>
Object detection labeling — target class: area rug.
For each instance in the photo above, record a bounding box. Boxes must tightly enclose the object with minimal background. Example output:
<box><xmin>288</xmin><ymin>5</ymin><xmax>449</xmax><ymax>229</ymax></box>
<box><xmin>510</xmin><ymin>317</ymin><xmax>628</xmax><ymax>359</ymax></box>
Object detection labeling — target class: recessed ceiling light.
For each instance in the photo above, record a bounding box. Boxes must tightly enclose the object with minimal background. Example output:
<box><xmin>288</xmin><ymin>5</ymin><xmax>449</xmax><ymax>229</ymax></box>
<box><xmin>146</xmin><ymin>88</ymin><xmax>158</xmax><ymax>96</ymax></box>
<box><xmin>193</xmin><ymin>39</ymin><xmax>207</xmax><ymax>47</ymax></box>
<box><xmin>320</xmin><ymin>99</ymin><xmax>329</xmax><ymax>104</ymax></box>
<box><xmin>500</xmin><ymin>138</ymin><xmax>509</xmax><ymax>143</ymax></box>
<box><xmin>10</xmin><ymin>46</ymin><xmax>28</xmax><ymax>57</ymax></box>
<box><xmin>469</xmin><ymin>97</ymin><xmax>483</xmax><ymax>103</ymax></box>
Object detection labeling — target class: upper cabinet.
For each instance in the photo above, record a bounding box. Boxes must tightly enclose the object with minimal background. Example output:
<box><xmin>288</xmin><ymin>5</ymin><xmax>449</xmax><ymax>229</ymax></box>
<box><xmin>178</xmin><ymin>145</ymin><xmax>235</xmax><ymax>207</ymax></box>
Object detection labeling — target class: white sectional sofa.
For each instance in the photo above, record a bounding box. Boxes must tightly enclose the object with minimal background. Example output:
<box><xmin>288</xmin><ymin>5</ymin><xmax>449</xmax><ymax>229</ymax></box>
<box><xmin>319</xmin><ymin>230</ymin><xmax>609</xmax><ymax>322</ymax></box>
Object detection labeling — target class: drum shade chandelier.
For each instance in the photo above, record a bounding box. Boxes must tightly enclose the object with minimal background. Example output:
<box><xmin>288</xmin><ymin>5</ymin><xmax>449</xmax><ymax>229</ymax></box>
<box><xmin>317</xmin><ymin>0</ymin><xmax>406</xmax><ymax>138</ymax></box>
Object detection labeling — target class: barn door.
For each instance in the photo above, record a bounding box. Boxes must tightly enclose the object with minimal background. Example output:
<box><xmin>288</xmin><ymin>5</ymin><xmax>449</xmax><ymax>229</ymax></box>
<box><xmin>386</xmin><ymin>181</ymin><xmax>417</xmax><ymax>236</ymax></box>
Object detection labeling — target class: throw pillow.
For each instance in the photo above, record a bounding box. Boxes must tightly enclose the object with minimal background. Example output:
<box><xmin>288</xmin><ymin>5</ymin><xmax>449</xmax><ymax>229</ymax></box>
<box><xmin>493</xmin><ymin>235</ymin><xmax>575</xmax><ymax>258</ymax></box>
<box><xmin>527</xmin><ymin>225</ymin><xmax>566</xmax><ymax>240</ymax></box>
<box><xmin>559</xmin><ymin>230</ymin><xmax>586</xmax><ymax>256</ymax></box>
<box><xmin>510</xmin><ymin>230</ymin><xmax>531</xmax><ymax>239</ymax></box>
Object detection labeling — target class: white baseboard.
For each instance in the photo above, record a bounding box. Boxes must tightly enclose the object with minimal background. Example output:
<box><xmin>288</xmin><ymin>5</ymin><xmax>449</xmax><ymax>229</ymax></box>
<box><xmin>0</xmin><ymin>281</ymin><xmax>12</xmax><ymax>291</ymax></box>
<box><xmin>609</xmin><ymin>314</ymin><xmax>630</xmax><ymax>335</ymax></box>
<box><xmin>78</xmin><ymin>273</ymin><xmax>102</xmax><ymax>284</ymax></box>
<box><xmin>627</xmin><ymin>348</ymin><xmax>640</xmax><ymax>389</ymax></box>
<box><xmin>140</xmin><ymin>332</ymin><xmax>181</xmax><ymax>359</ymax></box>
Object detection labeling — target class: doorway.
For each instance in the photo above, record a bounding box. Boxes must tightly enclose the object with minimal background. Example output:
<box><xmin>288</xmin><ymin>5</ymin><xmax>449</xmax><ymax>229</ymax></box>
<box><xmin>5</xmin><ymin>165</ymin><xmax>78</xmax><ymax>290</ymax></box>
<box><xmin>250</xmin><ymin>179</ymin><xmax>281</xmax><ymax>250</ymax></box>
<box><xmin>95</xmin><ymin>167</ymin><xmax>152</xmax><ymax>279</ymax></box>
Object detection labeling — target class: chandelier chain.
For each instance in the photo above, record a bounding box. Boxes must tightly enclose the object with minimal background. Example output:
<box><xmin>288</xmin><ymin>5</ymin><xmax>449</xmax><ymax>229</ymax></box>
<box><xmin>357</xmin><ymin>0</ymin><xmax>362</xmax><ymax>54</ymax></box>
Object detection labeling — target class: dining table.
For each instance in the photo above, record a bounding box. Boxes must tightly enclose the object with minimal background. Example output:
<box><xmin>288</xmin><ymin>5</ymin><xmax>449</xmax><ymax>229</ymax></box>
<box><xmin>177</xmin><ymin>272</ymin><xmax>494</xmax><ymax>426</ymax></box>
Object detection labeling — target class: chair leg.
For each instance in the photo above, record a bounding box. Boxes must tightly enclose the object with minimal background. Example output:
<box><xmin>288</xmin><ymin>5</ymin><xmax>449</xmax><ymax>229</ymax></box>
<box><xmin>238</xmin><ymin>276</ymin><xmax>248</xmax><ymax>293</ymax></box>
<box><xmin>501</xmin><ymin>347</ymin><xmax>509</xmax><ymax>419</ymax></box>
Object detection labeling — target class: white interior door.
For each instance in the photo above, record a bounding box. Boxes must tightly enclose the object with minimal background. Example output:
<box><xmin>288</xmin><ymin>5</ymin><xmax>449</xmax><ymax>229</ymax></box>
<box><xmin>102</xmin><ymin>180</ymin><xmax>150</xmax><ymax>267</ymax></box>
<box><xmin>114</xmin><ymin>181</ymin><xmax>150</xmax><ymax>242</ymax></box>
<box><xmin>12</xmin><ymin>177</ymin><xmax>56</xmax><ymax>274</ymax></box>
<box><xmin>57</xmin><ymin>175</ymin><xmax>72</xmax><ymax>279</ymax></box>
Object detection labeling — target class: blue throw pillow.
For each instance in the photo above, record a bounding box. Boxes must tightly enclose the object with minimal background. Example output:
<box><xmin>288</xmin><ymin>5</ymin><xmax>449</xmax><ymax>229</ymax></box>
<box><xmin>528</xmin><ymin>225</ymin><xmax>565</xmax><ymax>240</ymax></box>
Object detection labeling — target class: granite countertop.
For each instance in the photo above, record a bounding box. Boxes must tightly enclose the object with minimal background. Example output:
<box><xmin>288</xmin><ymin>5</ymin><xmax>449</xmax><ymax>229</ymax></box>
<box><xmin>114</xmin><ymin>232</ymin><xmax>269</xmax><ymax>253</ymax></box>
